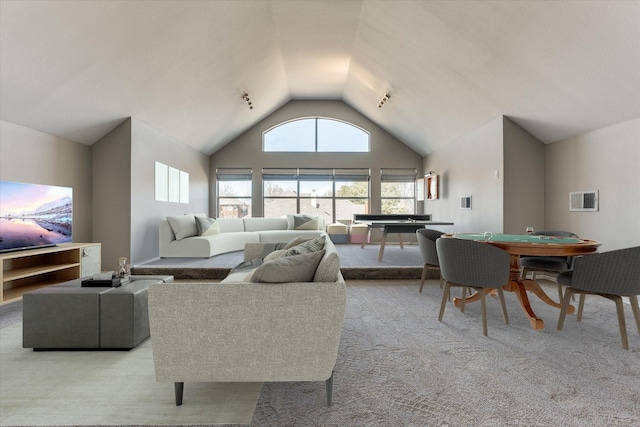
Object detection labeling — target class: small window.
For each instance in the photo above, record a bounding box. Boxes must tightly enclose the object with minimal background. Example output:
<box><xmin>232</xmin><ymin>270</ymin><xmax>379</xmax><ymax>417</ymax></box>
<box><xmin>380</xmin><ymin>168</ymin><xmax>417</xmax><ymax>215</ymax></box>
<box><xmin>216</xmin><ymin>168</ymin><xmax>252</xmax><ymax>218</ymax></box>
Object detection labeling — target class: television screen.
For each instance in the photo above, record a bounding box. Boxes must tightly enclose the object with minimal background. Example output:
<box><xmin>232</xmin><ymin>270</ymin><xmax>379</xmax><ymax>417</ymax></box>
<box><xmin>0</xmin><ymin>180</ymin><xmax>73</xmax><ymax>253</ymax></box>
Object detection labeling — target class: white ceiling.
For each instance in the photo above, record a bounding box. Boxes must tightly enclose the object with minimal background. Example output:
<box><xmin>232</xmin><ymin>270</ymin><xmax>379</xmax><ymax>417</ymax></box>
<box><xmin>1</xmin><ymin>0</ymin><xmax>639</xmax><ymax>156</ymax></box>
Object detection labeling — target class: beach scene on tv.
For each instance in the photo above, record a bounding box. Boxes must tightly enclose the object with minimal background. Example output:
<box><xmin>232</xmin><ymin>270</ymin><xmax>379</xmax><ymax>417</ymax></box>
<box><xmin>0</xmin><ymin>181</ymin><xmax>72</xmax><ymax>252</ymax></box>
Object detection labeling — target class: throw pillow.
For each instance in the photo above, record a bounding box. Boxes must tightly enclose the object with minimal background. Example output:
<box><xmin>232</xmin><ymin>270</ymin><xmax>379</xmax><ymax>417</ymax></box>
<box><xmin>294</xmin><ymin>215</ymin><xmax>320</xmax><ymax>230</ymax></box>
<box><xmin>283</xmin><ymin>236</ymin><xmax>310</xmax><ymax>249</ymax></box>
<box><xmin>195</xmin><ymin>216</ymin><xmax>220</xmax><ymax>236</ymax></box>
<box><xmin>264</xmin><ymin>249</ymin><xmax>287</xmax><ymax>262</ymax></box>
<box><xmin>286</xmin><ymin>214</ymin><xmax>322</xmax><ymax>230</ymax></box>
<box><xmin>167</xmin><ymin>214</ymin><xmax>198</xmax><ymax>240</ymax></box>
<box><xmin>250</xmin><ymin>250</ymin><xmax>325</xmax><ymax>283</ymax></box>
<box><xmin>285</xmin><ymin>235</ymin><xmax>326</xmax><ymax>256</ymax></box>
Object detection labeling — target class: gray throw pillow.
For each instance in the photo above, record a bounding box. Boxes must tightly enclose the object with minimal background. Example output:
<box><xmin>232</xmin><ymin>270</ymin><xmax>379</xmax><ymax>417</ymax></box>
<box><xmin>286</xmin><ymin>214</ymin><xmax>321</xmax><ymax>230</ymax></box>
<box><xmin>250</xmin><ymin>250</ymin><xmax>325</xmax><ymax>283</ymax></box>
<box><xmin>195</xmin><ymin>216</ymin><xmax>220</xmax><ymax>236</ymax></box>
<box><xmin>283</xmin><ymin>236</ymin><xmax>310</xmax><ymax>249</ymax></box>
<box><xmin>285</xmin><ymin>235</ymin><xmax>326</xmax><ymax>256</ymax></box>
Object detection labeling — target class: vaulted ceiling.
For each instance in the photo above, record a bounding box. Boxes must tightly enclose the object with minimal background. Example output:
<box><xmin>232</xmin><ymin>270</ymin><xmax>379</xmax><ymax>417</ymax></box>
<box><xmin>1</xmin><ymin>1</ymin><xmax>639</xmax><ymax>156</ymax></box>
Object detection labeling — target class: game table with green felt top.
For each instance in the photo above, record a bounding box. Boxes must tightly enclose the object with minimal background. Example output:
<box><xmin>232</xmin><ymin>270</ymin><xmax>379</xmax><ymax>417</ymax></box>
<box><xmin>443</xmin><ymin>233</ymin><xmax>601</xmax><ymax>330</ymax></box>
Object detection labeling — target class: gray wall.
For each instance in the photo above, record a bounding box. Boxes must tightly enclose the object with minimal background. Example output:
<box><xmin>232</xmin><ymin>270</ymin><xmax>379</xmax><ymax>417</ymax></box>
<box><xmin>130</xmin><ymin>118</ymin><xmax>210</xmax><ymax>263</ymax></box>
<box><xmin>92</xmin><ymin>118</ymin><xmax>210</xmax><ymax>267</ymax></box>
<box><xmin>92</xmin><ymin>119</ymin><xmax>132</xmax><ymax>271</ymax></box>
<box><xmin>422</xmin><ymin>116</ymin><xmax>504</xmax><ymax>233</ymax></box>
<box><xmin>503</xmin><ymin>118</ymin><xmax>545</xmax><ymax>234</ymax></box>
<box><xmin>545</xmin><ymin>117</ymin><xmax>640</xmax><ymax>251</ymax></box>
<box><xmin>0</xmin><ymin>120</ymin><xmax>93</xmax><ymax>243</ymax></box>
<box><xmin>209</xmin><ymin>100</ymin><xmax>423</xmax><ymax>216</ymax></box>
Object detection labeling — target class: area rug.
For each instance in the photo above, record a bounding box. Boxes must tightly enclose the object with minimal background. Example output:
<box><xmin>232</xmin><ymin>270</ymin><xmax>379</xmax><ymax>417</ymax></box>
<box><xmin>0</xmin><ymin>324</ymin><xmax>262</xmax><ymax>426</ymax></box>
<box><xmin>250</xmin><ymin>280</ymin><xmax>640</xmax><ymax>426</ymax></box>
<box><xmin>2</xmin><ymin>280</ymin><xmax>639</xmax><ymax>426</ymax></box>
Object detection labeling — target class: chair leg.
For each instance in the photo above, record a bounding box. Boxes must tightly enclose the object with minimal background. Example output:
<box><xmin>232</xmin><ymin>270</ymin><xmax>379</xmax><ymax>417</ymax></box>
<box><xmin>496</xmin><ymin>287</ymin><xmax>509</xmax><ymax>325</ymax></box>
<box><xmin>629</xmin><ymin>295</ymin><xmax>640</xmax><ymax>336</ymax></box>
<box><xmin>438</xmin><ymin>282</ymin><xmax>450</xmax><ymax>322</ymax></box>
<box><xmin>175</xmin><ymin>382</ymin><xmax>184</xmax><ymax>406</ymax></box>
<box><xmin>557</xmin><ymin>283</ymin><xmax>564</xmax><ymax>305</ymax></box>
<box><xmin>480</xmin><ymin>289</ymin><xmax>488</xmax><ymax>337</ymax></box>
<box><xmin>460</xmin><ymin>286</ymin><xmax>467</xmax><ymax>313</ymax></box>
<box><xmin>419</xmin><ymin>264</ymin><xmax>428</xmax><ymax>293</ymax></box>
<box><xmin>612</xmin><ymin>296</ymin><xmax>629</xmax><ymax>350</ymax></box>
<box><xmin>557</xmin><ymin>288</ymin><xmax>574</xmax><ymax>330</ymax></box>
<box><xmin>577</xmin><ymin>294</ymin><xmax>586</xmax><ymax>322</ymax></box>
<box><xmin>325</xmin><ymin>370</ymin><xmax>334</xmax><ymax>407</ymax></box>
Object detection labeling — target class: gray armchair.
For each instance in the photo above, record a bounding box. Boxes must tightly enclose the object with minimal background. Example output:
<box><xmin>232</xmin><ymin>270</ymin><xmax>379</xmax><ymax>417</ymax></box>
<box><xmin>436</xmin><ymin>238</ymin><xmax>510</xmax><ymax>337</ymax></box>
<box><xmin>520</xmin><ymin>230</ymin><xmax>579</xmax><ymax>302</ymax></box>
<box><xmin>416</xmin><ymin>228</ymin><xmax>444</xmax><ymax>292</ymax></box>
<box><xmin>556</xmin><ymin>246</ymin><xmax>640</xmax><ymax>350</ymax></box>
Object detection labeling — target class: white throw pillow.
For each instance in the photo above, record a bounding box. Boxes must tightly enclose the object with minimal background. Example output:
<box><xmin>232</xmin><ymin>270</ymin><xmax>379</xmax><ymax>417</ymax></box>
<box><xmin>167</xmin><ymin>214</ymin><xmax>198</xmax><ymax>240</ymax></box>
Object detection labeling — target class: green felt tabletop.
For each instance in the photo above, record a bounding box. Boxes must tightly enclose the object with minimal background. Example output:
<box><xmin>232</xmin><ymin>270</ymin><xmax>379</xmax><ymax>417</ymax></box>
<box><xmin>453</xmin><ymin>233</ymin><xmax>581</xmax><ymax>244</ymax></box>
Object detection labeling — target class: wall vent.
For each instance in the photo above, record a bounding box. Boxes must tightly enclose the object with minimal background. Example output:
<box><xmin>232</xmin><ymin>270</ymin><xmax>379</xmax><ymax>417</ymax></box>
<box><xmin>569</xmin><ymin>190</ymin><xmax>598</xmax><ymax>212</ymax></box>
<box><xmin>461</xmin><ymin>196</ymin><xmax>472</xmax><ymax>210</ymax></box>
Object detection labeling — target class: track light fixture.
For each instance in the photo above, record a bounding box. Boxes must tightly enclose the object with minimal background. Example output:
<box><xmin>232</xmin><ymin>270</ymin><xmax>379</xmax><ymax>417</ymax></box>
<box><xmin>377</xmin><ymin>92</ymin><xmax>391</xmax><ymax>108</ymax></box>
<box><xmin>242</xmin><ymin>92</ymin><xmax>253</xmax><ymax>110</ymax></box>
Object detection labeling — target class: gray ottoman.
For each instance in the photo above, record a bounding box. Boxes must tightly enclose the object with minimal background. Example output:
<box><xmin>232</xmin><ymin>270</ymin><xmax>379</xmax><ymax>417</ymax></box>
<box><xmin>23</xmin><ymin>275</ymin><xmax>173</xmax><ymax>350</ymax></box>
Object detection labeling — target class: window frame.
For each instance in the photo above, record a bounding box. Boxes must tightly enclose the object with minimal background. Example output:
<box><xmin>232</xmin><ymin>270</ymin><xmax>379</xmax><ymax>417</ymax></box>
<box><xmin>262</xmin><ymin>168</ymin><xmax>370</xmax><ymax>222</ymax></box>
<box><xmin>263</xmin><ymin>117</ymin><xmax>370</xmax><ymax>153</ymax></box>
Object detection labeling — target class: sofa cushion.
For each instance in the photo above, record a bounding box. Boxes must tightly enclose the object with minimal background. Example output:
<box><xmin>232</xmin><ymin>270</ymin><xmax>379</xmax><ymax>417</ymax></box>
<box><xmin>195</xmin><ymin>217</ymin><xmax>220</xmax><ymax>236</ymax></box>
<box><xmin>285</xmin><ymin>235</ymin><xmax>326</xmax><ymax>256</ymax></box>
<box><xmin>243</xmin><ymin>217</ymin><xmax>288</xmax><ymax>232</ymax></box>
<box><xmin>250</xmin><ymin>250</ymin><xmax>325</xmax><ymax>283</ymax></box>
<box><xmin>167</xmin><ymin>215</ymin><xmax>198</xmax><ymax>240</ymax></box>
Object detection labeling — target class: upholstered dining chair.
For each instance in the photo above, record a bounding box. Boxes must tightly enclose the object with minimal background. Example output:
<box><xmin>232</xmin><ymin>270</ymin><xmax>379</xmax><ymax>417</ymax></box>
<box><xmin>520</xmin><ymin>230</ymin><xmax>579</xmax><ymax>302</ymax></box>
<box><xmin>436</xmin><ymin>238</ymin><xmax>510</xmax><ymax>337</ymax></box>
<box><xmin>416</xmin><ymin>228</ymin><xmax>444</xmax><ymax>292</ymax></box>
<box><xmin>556</xmin><ymin>246</ymin><xmax>640</xmax><ymax>350</ymax></box>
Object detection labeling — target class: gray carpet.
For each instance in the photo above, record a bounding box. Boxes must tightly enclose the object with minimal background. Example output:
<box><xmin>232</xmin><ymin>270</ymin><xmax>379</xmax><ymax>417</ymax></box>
<box><xmin>251</xmin><ymin>280</ymin><xmax>640</xmax><ymax>426</ymax></box>
<box><xmin>2</xmin><ymin>279</ymin><xmax>639</xmax><ymax>426</ymax></box>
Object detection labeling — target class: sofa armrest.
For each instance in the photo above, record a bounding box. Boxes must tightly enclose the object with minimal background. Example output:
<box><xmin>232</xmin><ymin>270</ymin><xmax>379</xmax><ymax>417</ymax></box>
<box><xmin>244</xmin><ymin>243</ymin><xmax>269</xmax><ymax>261</ymax></box>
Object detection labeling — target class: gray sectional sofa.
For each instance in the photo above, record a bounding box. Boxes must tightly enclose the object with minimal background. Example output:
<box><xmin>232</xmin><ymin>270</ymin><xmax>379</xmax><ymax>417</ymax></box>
<box><xmin>159</xmin><ymin>214</ymin><xmax>326</xmax><ymax>258</ymax></box>
<box><xmin>148</xmin><ymin>235</ymin><xmax>346</xmax><ymax>406</ymax></box>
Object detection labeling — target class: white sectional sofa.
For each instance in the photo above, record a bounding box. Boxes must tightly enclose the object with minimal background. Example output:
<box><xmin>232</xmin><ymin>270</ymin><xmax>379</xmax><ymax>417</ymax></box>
<box><xmin>159</xmin><ymin>214</ymin><xmax>326</xmax><ymax>258</ymax></box>
<box><xmin>148</xmin><ymin>235</ymin><xmax>346</xmax><ymax>406</ymax></box>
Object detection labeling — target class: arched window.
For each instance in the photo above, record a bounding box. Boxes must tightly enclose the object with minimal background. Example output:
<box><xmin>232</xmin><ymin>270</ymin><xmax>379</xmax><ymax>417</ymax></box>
<box><xmin>263</xmin><ymin>117</ymin><xmax>370</xmax><ymax>152</ymax></box>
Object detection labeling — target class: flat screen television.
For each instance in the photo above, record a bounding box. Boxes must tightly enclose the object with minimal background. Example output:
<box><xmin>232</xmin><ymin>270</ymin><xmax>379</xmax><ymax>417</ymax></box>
<box><xmin>0</xmin><ymin>180</ymin><xmax>73</xmax><ymax>253</ymax></box>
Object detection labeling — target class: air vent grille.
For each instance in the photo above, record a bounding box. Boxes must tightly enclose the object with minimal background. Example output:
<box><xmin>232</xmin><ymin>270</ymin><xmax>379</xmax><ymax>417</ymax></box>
<box><xmin>461</xmin><ymin>196</ymin><xmax>472</xmax><ymax>210</ymax></box>
<box><xmin>569</xmin><ymin>190</ymin><xmax>598</xmax><ymax>211</ymax></box>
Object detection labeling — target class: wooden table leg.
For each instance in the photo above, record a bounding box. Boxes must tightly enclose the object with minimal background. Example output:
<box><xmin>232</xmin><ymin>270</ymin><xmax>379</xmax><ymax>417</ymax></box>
<box><xmin>398</xmin><ymin>233</ymin><xmax>404</xmax><ymax>249</ymax></box>
<box><xmin>509</xmin><ymin>280</ymin><xmax>545</xmax><ymax>330</ymax></box>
